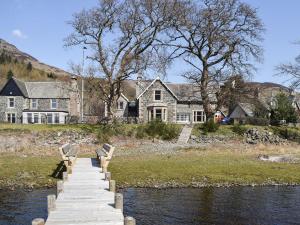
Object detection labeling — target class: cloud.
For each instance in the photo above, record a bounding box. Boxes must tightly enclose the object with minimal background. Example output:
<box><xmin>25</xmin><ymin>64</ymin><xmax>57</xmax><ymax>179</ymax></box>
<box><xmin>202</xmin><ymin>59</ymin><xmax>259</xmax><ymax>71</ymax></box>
<box><xmin>12</xmin><ymin>29</ymin><xmax>28</xmax><ymax>39</ymax></box>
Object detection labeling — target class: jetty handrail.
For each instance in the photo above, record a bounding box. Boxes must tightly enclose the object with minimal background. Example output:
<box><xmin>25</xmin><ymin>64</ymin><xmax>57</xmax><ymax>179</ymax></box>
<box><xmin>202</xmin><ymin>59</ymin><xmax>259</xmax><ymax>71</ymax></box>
<box><xmin>59</xmin><ymin>143</ymin><xmax>78</xmax><ymax>173</ymax></box>
<box><xmin>32</xmin><ymin>143</ymin><xmax>136</xmax><ymax>225</ymax></box>
<box><xmin>96</xmin><ymin>143</ymin><xmax>115</xmax><ymax>172</ymax></box>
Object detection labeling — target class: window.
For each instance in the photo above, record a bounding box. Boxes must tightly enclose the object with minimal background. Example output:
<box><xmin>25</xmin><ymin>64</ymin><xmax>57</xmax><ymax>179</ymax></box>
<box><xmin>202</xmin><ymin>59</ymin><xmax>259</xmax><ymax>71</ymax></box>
<box><xmin>27</xmin><ymin>113</ymin><xmax>33</xmax><ymax>123</ymax></box>
<box><xmin>31</xmin><ymin>99</ymin><xmax>38</xmax><ymax>109</ymax></box>
<box><xmin>34</xmin><ymin>113</ymin><xmax>39</xmax><ymax>123</ymax></box>
<box><xmin>177</xmin><ymin>113</ymin><xmax>190</xmax><ymax>122</ymax></box>
<box><xmin>149</xmin><ymin>108</ymin><xmax>167</xmax><ymax>121</ymax></box>
<box><xmin>41</xmin><ymin>113</ymin><xmax>46</xmax><ymax>124</ymax></box>
<box><xmin>54</xmin><ymin>113</ymin><xmax>60</xmax><ymax>124</ymax></box>
<box><xmin>47</xmin><ymin>113</ymin><xmax>53</xmax><ymax>124</ymax></box>
<box><xmin>51</xmin><ymin>99</ymin><xmax>57</xmax><ymax>109</ymax></box>
<box><xmin>155</xmin><ymin>109</ymin><xmax>162</xmax><ymax>120</ymax></box>
<box><xmin>193</xmin><ymin>111</ymin><xmax>206</xmax><ymax>123</ymax></box>
<box><xmin>7</xmin><ymin>113</ymin><xmax>16</xmax><ymax>123</ymax></box>
<box><xmin>154</xmin><ymin>90</ymin><xmax>161</xmax><ymax>101</ymax></box>
<box><xmin>118</xmin><ymin>101</ymin><xmax>124</xmax><ymax>110</ymax></box>
<box><xmin>163</xmin><ymin>108</ymin><xmax>167</xmax><ymax>121</ymax></box>
<box><xmin>8</xmin><ymin>97</ymin><xmax>15</xmax><ymax>108</ymax></box>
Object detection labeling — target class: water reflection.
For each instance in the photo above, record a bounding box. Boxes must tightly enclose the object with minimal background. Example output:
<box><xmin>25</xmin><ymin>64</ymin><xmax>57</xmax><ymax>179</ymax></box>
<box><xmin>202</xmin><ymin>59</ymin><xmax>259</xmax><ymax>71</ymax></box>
<box><xmin>0</xmin><ymin>188</ymin><xmax>55</xmax><ymax>225</ymax></box>
<box><xmin>122</xmin><ymin>187</ymin><xmax>300</xmax><ymax>225</ymax></box>
<box><xmin>0</xmin><ymin>187</ymin><xmax>299</xmax><ymax>225</ymax></box>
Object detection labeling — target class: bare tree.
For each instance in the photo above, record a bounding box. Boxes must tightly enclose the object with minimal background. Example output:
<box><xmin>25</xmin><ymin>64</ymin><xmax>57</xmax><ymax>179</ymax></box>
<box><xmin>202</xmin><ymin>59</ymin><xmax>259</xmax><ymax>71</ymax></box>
<box><xmin>277</xmin><ymin>50</ymin><xmax>300</xmax><ymax>90</ymax></box>
<box><xmin>161</xmin><ymin>0</ymin><xmax>264</xmax><ymax>117</ymax></box>
<box><xmin>65</xmin><ymin>0</ymin><xmax>173</xmax><ymax>119</ymax></box>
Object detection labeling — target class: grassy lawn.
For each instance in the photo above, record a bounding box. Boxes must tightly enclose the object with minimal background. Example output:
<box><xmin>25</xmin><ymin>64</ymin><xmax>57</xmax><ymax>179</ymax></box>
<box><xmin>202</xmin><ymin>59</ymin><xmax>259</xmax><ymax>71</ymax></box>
<box><xmin>1</xmin><ymin>146</ymin><xmax>300</xmax><ymax>189</ymax></box>
<box><xmin>0</xmin><ymin>154</ymin><xmax>61</xmax><ymax>188</ymax></box>
<box><xmin>0</xmin><ymin>123</ymin><xmax>103</xmax><ymax>133</ymax></box>
<box><xmin>110</xmin><ymin>149</ymin><xmax>300</xmax><ymax>187</ymax></box>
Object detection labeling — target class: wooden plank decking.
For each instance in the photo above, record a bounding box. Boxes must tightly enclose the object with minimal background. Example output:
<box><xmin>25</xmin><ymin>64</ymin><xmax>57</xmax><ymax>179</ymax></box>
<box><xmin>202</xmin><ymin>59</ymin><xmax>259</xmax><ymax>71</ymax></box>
<box><xmin>45</xmin><ymin>158</ymin><xmax>124</xmax><ymax>225</ymax></box>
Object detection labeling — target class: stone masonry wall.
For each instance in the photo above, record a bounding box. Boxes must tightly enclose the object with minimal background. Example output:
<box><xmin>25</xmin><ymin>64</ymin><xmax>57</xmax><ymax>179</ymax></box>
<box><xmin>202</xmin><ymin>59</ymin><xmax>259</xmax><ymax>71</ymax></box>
<box><xmin>28</xmin><ymin>98</ymin><xmax>69</xmax><ymax>111</ymax></box>
<box><xmin>138</xmin><ymin>80</ymin><xmax>176</xmax><ymax>123</ymax></box>
<box><xmin>0</xmin><ymin>96</ymin><xmax>25</xmax><ymax>123</ymax></box>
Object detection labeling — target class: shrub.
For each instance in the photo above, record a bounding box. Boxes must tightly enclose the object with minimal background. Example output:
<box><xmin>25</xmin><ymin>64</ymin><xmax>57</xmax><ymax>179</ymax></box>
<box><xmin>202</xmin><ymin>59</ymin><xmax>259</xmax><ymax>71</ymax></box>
<box><xmin>245</xmin><ymin>117</ymin><xmax>269</xmax><ymax>126</ymax></box>
<box><xmin>135</xmin><ymin>120</ymin><xmax>181</xmax><ymax>141</ymax></box>
<box><xmin>232</xmin><ymin>124</ymin><xmax>247</xmax><ymax>135</ymax></box>
<box><xmin>161</xmin><ymin>124</ymin><xmax>180</xmax><ymax>140</ymax></box>
<box><xmin>271</xmin><ymin>127</ymin><xmax>300</xmax><ymax>142</ymax></box>
<box><xmin>202</xmin><ymin>119</ymin><xmax>220</xmax><ymax>133</ymax></box>
<box><xmin>135</xmin><ymin>125</ymin><xmax>147</xmax><ymax>139</ymax></box>
<box><xmin>145</xmin><ymin>119</ymin><xmax>166</xmax><ymax>141</ymax></box>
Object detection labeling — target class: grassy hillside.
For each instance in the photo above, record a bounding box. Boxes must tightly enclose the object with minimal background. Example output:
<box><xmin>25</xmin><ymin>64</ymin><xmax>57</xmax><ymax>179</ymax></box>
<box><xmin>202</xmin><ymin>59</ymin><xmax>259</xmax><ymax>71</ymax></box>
<box><xmin>0</xmin><ymin>51</ymin><xmax>68</xmax><ymax>87</ymax></box>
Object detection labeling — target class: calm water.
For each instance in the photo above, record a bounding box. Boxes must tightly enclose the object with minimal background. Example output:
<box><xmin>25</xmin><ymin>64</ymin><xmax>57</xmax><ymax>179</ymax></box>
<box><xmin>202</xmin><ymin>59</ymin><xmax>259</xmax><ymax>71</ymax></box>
<box><xmin>0</xmin><ymin>187</ymin><xmax>300</xmax><ymax>225</ymax></box>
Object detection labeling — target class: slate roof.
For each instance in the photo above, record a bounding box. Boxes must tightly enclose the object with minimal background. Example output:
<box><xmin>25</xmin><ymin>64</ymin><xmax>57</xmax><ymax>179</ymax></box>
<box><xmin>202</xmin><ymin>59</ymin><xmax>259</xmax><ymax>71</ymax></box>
<box><xmin>25</xmin><ymin>82</ymin><xmax>70</xmax><ymax>98</ymax></box>
<box><xmin>6</xmin><ymin>78</ymin><xmax>72</xmax><ymax>99</ymax></box>
<box><xmin>136</xmin><ymin>77</ymin><xmax>217</xmax><ymax>102</ymax></box>
<box><xmin>13</xmin><ymin>78</ymin><xmax>29</xmax><ymax>97</ymax></box>
<box><xmin>238</xmin><ymin>103</ymin><xmax>255</xmax><ymax>117</ymax></box>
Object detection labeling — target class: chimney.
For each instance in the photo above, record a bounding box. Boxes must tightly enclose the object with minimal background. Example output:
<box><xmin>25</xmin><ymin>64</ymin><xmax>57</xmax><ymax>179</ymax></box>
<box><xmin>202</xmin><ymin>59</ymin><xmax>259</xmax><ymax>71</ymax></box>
<box><xmin>136</xmin><ymin>73</ymin><xmax>143</xmax><ymax>98</ymax></box>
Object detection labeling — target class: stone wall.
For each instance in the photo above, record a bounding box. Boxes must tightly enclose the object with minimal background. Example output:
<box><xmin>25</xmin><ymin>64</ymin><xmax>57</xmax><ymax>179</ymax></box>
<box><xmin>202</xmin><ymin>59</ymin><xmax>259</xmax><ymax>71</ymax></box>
<box><xmin>0</xmin><ymin>96</ymin><xmax>25</xmax><ymax>123</ymax></box>
<box><xmin>138</xmin><ymin>80</ymin><xmax>176</xmax><ymax>123</ymax></box>
<box><xmin>114</xmin><ymin>95</ymin><xmax>128</xmax><ymax>118</ymax></box>
<box><xmin>28</xmin><ymin>98</ymin><xmax>69</xmax><ymax>111</ymax></box>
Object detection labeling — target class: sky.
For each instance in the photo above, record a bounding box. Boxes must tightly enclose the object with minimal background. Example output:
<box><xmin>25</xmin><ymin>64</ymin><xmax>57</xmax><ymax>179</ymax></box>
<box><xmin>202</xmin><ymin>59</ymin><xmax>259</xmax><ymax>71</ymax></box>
<box><xmin>0</xmin><ymin>0</ymin><xmax>300</xmax><ymax>85</ymax></box>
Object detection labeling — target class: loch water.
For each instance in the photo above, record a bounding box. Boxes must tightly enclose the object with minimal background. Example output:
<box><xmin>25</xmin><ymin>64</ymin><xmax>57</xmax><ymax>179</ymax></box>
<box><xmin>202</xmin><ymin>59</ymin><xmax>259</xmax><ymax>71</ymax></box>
<box><xmin>0</xmin><ymin>186</ymin><xmax>300</xmax><ymax>225</ymax></box>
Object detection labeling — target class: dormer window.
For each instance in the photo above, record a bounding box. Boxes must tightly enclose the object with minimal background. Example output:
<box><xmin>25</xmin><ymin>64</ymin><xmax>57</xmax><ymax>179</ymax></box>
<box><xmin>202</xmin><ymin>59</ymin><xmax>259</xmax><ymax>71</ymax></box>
<box><xmin>51</xmin><ymin>99</ymin><xmax>57</xmax><ymax>109</ymax></box>
<box><xmin>154</xmin><ymin>90</ymin><xmax>161</xmax><ymax>101</ymax></box>
<box><xmin>31</xmin><ymin>99</ymin><xmax>38</xmax><ymax>109</ymax></box>
<box><xmin>8</xmin><ymin>97</ymin><xmax>15</xmax><ymax>108</ymax></box>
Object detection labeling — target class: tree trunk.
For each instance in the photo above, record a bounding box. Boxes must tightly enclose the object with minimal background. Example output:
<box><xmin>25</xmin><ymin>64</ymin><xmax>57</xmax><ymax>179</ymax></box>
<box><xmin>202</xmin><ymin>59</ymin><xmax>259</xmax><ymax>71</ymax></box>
<box><xmin>106</xmin><ymin>101</ymin><xmax>113</xmax><ymax>121</ymax></box>
<box><xmin>200</xmin><ymin>68</ymin><xmax>213</xmax><ymax>119</ymax></box>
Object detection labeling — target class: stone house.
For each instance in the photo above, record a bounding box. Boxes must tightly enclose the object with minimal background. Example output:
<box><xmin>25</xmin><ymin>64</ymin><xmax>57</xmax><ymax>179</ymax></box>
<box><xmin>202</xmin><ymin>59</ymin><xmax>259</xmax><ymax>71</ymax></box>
<box><xmin>111</xmin><ymin>76</ymin><xmax>217</xmax><ymax>124</ymax></box>
<box><xmin>0</xmin><ymin>77</ymin><xmax>81</xmax><ymax>124</ymax></box>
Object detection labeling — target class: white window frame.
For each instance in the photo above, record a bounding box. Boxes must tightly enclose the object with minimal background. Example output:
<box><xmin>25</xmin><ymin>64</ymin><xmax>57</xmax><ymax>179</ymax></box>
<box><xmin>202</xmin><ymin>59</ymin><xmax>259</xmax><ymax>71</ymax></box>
<box><xmin>31</xmin><ymin>99</ymin><xmax>38</xmax><ymax>109</ymax></box>
<box><xmin>193</xmin><ymin>110</ymin><xmax>206</xmax><ymax>123</ymax></box>
<box><xmin>7</xmin><ymin>97</ymin><xmax>15</xmax><ymax>108</ymax></box>
<box><xmin>149</xmin><ymin>107</ymin><xmax>167</xmax><ymax>122</ymax></box>
<box><xmin>51</xmin><ymin>99</ymin><xmax>58</xmax><ymax>109</ymax></box>
<box><xmin>153</xmin><ymin>90</ymin><xmax>162</xmax><ymax>101</ymax></box>
<box><xmin>47</xmin><ymin>113</ymin><xmax>53</xmax><ymax>124</ymax></box>
<box><xmin>176</xmin><ymin>113</ymin><xmax>190</xmax><ymax>123</ymax></box>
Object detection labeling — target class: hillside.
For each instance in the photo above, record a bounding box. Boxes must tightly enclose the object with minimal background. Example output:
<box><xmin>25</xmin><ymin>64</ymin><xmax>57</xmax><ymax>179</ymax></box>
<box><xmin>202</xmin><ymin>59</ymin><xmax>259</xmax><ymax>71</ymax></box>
<box><xmin>0</xmin><ymin>38</ymin><xmax>72</xmax><ymax>86</ymax></box>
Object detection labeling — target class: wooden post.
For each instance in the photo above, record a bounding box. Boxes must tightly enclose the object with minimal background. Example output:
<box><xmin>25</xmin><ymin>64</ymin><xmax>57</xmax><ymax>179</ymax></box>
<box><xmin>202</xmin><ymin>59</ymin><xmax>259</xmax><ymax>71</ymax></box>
<box><xmin>67</xmin><ymin>165</ymin><xmax>72</xmax><ymax>174</ymax></box>
<box><xmin>100</xmin><ymin>156</ymin><xmax>105</xmax><ymax>168</ymax></box>
<box><xmin>109</xmin><ymin>180</ymin><xmax>116</xmax><ymax>192</ymax></box>
<box><xmin>105</xmin><ymin>172</ymin><xmax>111</xmax><ymax>181</ymax></box>
<box><xmin>47</xmin><ymin>194</ymin><xmax>56</xmax><ymax>214</ymax></box>
<box><xmin>32</xmin><ymin>218</ymin><xmax>45</xmax><ymax>225</ymax></box>
<box><xmin>57</xmin><ymin>180</ymin><xmax>63</xmax><ymax>195</ymax></box>
<box><xmin>63</xmin><ymin>171</ymin><xmax>68</xmax><ymax>181</ymax></box>
<box><xmin>124</xmin><ymin>216</ymin><xmax>136</xmax><ymax>225</ymax></box>
<box><xmin>103</xmin><ymin>166</ymin><xmax>108</xmax><ymax>173</ymax></box>
<box><xmin>115</xmin><ymin>193</ymin><xmax>123</xmax><ymax>212</ymax></box>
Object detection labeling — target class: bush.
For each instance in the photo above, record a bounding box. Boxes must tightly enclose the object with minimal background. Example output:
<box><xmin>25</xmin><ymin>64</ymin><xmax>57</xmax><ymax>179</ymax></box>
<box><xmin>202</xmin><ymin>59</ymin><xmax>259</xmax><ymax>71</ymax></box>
<box><xmin>135</xmin><ymin>119</ymin><xmax>180</xmax><ymax>141</ymax></box>
<box><xmin>95</xmin><ymin>124</ymin><xmax>114</xmax><ymax>144</ymax></box>
<box><xmin>232</xmin><ymin>124</ymin><xmax>247</xmax><ymax>135</ymax></box>
<box><xmin>135</xmin><ymin>125</ymin><xmax>147</xmax><ymax>139</ymax></box>
<box><xmin>245</xmin><ymin>117</ymin><xmax>269</xmax><ymax>126</ymax></box>
<box><xmin>161</xmin><ymin>124</ymin><xmax>180</xmax><ymax>140</ymax></box>
<box><xmin>202</xmin><ymin>119</ymin><xmax>220</xmax><ymax>133</ymax></box>
<box><xmin>271</xmin><ymin>127</ymin><xmax>300</xmax><ymax>142</ymax></box>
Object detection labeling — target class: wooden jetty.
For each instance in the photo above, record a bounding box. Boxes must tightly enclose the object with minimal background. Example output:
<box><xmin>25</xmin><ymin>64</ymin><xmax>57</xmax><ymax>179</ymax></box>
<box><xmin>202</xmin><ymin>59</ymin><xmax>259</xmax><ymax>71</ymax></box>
<box><xmin>32</xmin><ymin>144</ymin><xmax>136</xmax><ymax>225</ymax></box>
